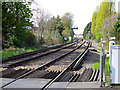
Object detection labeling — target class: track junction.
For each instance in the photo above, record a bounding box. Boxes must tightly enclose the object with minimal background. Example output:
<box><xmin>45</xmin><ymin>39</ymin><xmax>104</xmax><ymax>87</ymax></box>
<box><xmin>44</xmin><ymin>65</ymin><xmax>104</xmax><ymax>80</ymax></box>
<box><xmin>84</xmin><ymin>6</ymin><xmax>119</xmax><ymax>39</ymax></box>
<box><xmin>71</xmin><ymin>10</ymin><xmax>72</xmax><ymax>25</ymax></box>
<box><xmin>0</xmin><ymin>39</ymin><xmax>100</xmax><ymax>89</ymax></box>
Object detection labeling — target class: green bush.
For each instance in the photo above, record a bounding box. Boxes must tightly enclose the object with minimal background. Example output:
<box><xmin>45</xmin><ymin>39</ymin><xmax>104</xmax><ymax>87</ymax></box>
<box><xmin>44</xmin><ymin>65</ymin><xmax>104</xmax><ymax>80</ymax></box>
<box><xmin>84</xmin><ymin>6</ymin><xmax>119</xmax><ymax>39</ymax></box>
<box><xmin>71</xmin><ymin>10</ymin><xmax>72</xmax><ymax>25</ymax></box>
<box><xmin>83</xmin><ymin>22</ymin><xmax>91</xmax><ymax>39</ymax></box>
<box><xmin>56</xmin><ymin>32</ymin><xmax>64</xmax><ymax>43</ymax></box>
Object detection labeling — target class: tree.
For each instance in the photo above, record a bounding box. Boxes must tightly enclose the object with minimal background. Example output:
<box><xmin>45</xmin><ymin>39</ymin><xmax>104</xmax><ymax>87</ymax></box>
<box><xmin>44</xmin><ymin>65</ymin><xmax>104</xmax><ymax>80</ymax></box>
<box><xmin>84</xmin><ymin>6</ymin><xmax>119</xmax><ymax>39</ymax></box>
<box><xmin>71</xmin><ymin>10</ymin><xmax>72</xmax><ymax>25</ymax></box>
<box><xmin>114</xmin><ymin>16</ymin><xmax>120</xmax><ymax>41</ymax></box>
<box><xmin>32</xmin><ymin>8</ymin><xmax>50</xmax><ymax>44</ymax></box>
<box><xmin>2</xmin><ymin>2</ymin><xmax>34</xmax><ymax>48</ymax></box>
<box><xmin>91</xmin><ymin>0</ymin><xmax>114</xmax><ymax>42</ymax></box>
<box><xmin>47</xmin><ymin>15</ymin><xmax>64</xmax><ymax>44</ymax></box>
<box><xmin>91</xmin><ymin>11</ymin><xmax>97</xmax><ymax>38</ymax></box>
<box><xmin>48</xmin><ymin>15</ymin><xmax>64</xmax><ymax>35</ymax></box>
<box><xmin>55</xmin><ymin>15</ymin><xmax>64</xmax><ymax>35</ymax></box>
<box><xmin>102</xmin><ymin>14</ymin><xmax>117</xmax><ymax>41</ymax></box>
<box><xmin>83</xmin><ymin>22</ymin><xmax>91</xmax><ymax>39</ymax></box>
<box><xmin>61</xmin><ymin>12</ymin><xmax>73</xmax><ymax>38</ymax></box>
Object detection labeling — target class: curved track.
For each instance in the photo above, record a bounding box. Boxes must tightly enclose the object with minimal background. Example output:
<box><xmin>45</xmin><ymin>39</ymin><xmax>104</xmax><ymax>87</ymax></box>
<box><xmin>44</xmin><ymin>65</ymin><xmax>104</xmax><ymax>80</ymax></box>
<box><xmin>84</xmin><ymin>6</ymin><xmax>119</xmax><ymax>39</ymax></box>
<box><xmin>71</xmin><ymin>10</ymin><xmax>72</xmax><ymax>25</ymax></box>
<box><xmin>1</xmin><ymin>40</ymin><xmax>85</xmax><ymax>88</ymax></box>
<box><xmin>1</xmin><ymin>40</ymin><xmax>99</xmax><ymax>89</ymax></box>
<box><xmin>1</xmin><ymin>41</ymin><xmax>77</xmax><ymax>68</ymax></box>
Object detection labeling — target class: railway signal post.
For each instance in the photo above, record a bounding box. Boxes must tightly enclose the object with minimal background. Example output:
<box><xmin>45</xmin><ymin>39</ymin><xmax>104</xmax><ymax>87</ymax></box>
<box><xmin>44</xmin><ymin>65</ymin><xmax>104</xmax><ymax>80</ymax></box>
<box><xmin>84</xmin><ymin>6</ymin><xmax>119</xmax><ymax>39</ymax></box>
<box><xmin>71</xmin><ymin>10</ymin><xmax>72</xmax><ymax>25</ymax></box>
<box><xmin>71</xmin><ymin>27</ymin><xmax>78</xmax><ymax>41</ymax></box>
<box><xmin>88</xmin><ymin>31</ymin><xmax>90</xmax><ymax>39</ymax></box>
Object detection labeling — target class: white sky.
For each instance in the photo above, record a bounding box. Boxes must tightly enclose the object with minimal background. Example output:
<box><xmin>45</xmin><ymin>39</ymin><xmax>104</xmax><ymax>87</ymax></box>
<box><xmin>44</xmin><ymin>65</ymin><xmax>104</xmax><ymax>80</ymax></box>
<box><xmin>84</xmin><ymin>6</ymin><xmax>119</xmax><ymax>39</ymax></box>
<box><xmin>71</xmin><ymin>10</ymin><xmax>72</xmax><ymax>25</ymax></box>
<box><xmin>32</xmin><ymin>0</ymin><xmax>120</xmax><ymax>34</ymax></box>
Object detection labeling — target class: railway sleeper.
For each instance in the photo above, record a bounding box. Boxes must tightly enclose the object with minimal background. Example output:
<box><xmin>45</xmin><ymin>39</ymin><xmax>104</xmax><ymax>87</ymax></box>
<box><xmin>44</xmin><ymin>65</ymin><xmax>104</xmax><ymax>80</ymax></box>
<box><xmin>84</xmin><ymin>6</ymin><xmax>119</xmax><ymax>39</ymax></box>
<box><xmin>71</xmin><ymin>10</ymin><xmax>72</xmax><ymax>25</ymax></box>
<box><xmin>40</xmin><ymin>71</ymin><xmax>53</xmax><ymax>79</ymax></box>
<box><xmin>2</xmin><ymin>69</ymin><xmax>29</xmax><ymax>78</ymax></box>
<box><xmin>89</xmin><ymin>68</ymin><xmax>96</xmax><ymax>81</ymax></box>
<box><xmin>45</xmin><ymin>71</ymin><xmax>55</xmax><ymax>79</ymax></box>
<box><xmin>81</xmin><ymin>68</ymin><xmax>91</xmax><ymax>82</ymax></box>
<box><xmin>24</xmin><ymin>70</ymin><xmax>48</xmax><ymax>78</ymax></box>
<box><xmin>83</xmin><ymin>68</ymin><xmax>93</xmax><ymax>82</ymax></box>
<box><xmin>40</xmin><ymin>70</ymin><xmax>60</xmax><ymax>79</ymax></box>
<box><xmin>76</xmin><ymin>68</ymin><xmax>87</xmax><ymax>82</ymax></box>
<box><xmin>93</xmin><ymin>68</ymin><xmax>99</xmax><ymax>81</ymax></box>
<box><xmin>62</xmin><ymin>72</ymin><xmax>73</xmax><ymax>82</ymax></box>
<box><xmin>80</xmin><ymin>69</ymin><xmax>89</xmax><ymax>82</ymax></box>
<box><xmin>72</xmin><ymin>73</ymin><xmax>80</xmax><ymax>82</ymax></box>
<box><xmin>46</xmin><ymin>71</ymin><xmax>58</xmax><ymax>79</ymax></box>
<box><xmin>69</xmin><ymin>73</ymin><xmax>77</xmax><ymax>82</ymax></box>
<box><xmin>71</xmin><ymin>68</ymin><xmax>99</xmax><ymax>82</ymax></box>
<box><xmin>0</xmin><ymin>68</ymin><xmax>15</xmax><ymax>77</ymax></box>
<box><xmin>52</xmin><ymin>71</ymin><xmax>61</xmax><ymax>79</ymax></box>
<box><xmin>57</xmin><ymin>72</ymin><xmax>69</xmax><ymax>82</ymax></box>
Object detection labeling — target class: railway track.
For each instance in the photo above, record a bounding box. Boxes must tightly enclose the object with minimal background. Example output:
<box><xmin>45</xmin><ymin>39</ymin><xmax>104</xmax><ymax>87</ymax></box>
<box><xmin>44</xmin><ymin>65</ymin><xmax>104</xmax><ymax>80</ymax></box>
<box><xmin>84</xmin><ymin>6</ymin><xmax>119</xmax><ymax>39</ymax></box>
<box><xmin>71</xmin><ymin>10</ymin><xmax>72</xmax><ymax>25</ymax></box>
<box><xmin>1</xmin><ymin>40</ymin><xmax>99</xmax><ymax>89</ymax></box>
<box><xmin>2</xmin><ymin>41</ymin><xmax>78</xmax><ymax>63</ymax></box>
<box><xmin>1</xmin><ymin>40</ymin><xmax>85</xmax><ymax>88</ymax></box>
<box><xmin>1</xmin><ymin>41</ymin><xmax>82</xmax><ymax>79</ymax></box>
<box><xmin>1</xmin><ymin>40</ymin><xmax>79</xmax><ymax>68</ymax></box>
<box><xmin>41</xmin><ymin>41</ymin><xmax>92</xmax><ymax>90</ymax></box>
<box><xmin>1</xmin><ymin>41</ymin><xmax>85</xmax><ymax>78</ymax></box>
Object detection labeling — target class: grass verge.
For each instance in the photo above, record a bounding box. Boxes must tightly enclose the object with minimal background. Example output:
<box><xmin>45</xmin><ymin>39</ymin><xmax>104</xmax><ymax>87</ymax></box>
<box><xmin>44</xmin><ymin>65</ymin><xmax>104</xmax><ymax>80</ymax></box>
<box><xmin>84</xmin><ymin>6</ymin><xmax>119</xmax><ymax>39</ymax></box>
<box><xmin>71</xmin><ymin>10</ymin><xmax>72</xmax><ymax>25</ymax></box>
<box><xmin>1</xmin><ymin>41</ymin><xmax>71</xmax><ymax>60</ymax></box>
<box><xmin>1</xmin><ymin>46</ymin><xmax>42</xmax><ymax>59</ymax></box>
<box><xmin>92</xmin><ymin>57</ymin><xmax>120</xmax><ymax>88</ymax></box>
<box><xmin>92</xmin><ymin>56</ymin><xmax>109</xmax><ymax>76</ymax></box>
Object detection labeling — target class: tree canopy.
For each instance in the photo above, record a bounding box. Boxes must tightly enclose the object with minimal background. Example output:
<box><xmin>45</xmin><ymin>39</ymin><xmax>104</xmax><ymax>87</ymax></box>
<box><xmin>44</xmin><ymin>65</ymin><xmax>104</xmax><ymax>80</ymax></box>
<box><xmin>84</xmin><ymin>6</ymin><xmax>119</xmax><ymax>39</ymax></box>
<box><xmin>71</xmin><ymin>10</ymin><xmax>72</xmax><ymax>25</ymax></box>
<box><xmin>2</xmin><ymin>2</ymin><xmax>34</xmax><ymax>48</ymax></box>
<box><xmin>2</xmin><ymin>2</ymin><xmax>73</xmax><ymax>49</ymax></box>
<box><xmin>61</xmin><ymin>12</ymin><xmax>73</xmax><ymax>38</ymax></box>
<box><xmin>83</xmin><ymin>22</ymin><xmax>91</xmax><ymax>39</ymax></box>
<box><xmin>114</xmin><ymin>16</ymin><xmax>120</xmax><ymax>41</ymax></box>
<box><xmin>90</xmin><ymin>0</ymin><xmax>116</xmax><ymax>42</ymax></box>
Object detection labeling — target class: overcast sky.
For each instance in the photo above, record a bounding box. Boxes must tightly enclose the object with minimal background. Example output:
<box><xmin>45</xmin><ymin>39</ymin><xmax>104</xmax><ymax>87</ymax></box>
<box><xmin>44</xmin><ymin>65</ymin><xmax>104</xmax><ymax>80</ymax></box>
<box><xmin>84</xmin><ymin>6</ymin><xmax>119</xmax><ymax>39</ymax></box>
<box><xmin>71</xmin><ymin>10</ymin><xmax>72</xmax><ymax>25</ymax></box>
<box><xmin>32</xmin><ymin>0</ymin><xmax>119</xmax><ymax>34</ymax></box>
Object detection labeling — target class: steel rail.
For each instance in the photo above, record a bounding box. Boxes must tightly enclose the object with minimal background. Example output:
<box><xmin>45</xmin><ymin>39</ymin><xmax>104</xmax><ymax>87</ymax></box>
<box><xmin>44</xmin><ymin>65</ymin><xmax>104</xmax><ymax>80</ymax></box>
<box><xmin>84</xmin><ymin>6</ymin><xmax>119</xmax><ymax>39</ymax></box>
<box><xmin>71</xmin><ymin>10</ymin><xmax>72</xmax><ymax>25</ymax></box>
<box><xmin>1</xmin><ymin>41</ymin><xmax>85</xmax><ymax>89</ymax></box>
<box><xmin>72</xmin><ymin>48</ymin><xmax>89</xmax><ymax>70</ymax></box>
<box><xmin>2</xmin><ymin>41</ymin><xmax>75</xmax><ymax>63</ymax></box>
<box><xmin>1</xmin><ymin>42</ymin><xmax>76</xmax><ymax>68</ymax></box>
<box><xmin>41</xmin><ymin>41</ymin><xmax>90</xmax><ymax>90</ymax></box>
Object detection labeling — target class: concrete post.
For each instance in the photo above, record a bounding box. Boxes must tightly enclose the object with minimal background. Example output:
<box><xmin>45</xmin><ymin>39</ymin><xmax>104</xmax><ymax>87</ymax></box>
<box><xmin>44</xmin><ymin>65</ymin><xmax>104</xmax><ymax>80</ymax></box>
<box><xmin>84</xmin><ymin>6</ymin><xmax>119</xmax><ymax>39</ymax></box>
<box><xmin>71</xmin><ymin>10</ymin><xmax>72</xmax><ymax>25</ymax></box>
<box><xmin>100</xmin><ymin>52</ymin><xmax>103</xmax><ymax>87</ymax></box>
<box><xmin>100</xmin><ymin>41</ymin><xmax>105</xmax><ymax>87</ymax></box>
<box><xmin>102</xmin><ymin>42</ymin><xmax>105</xmax><ymax>84</ymax></box>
